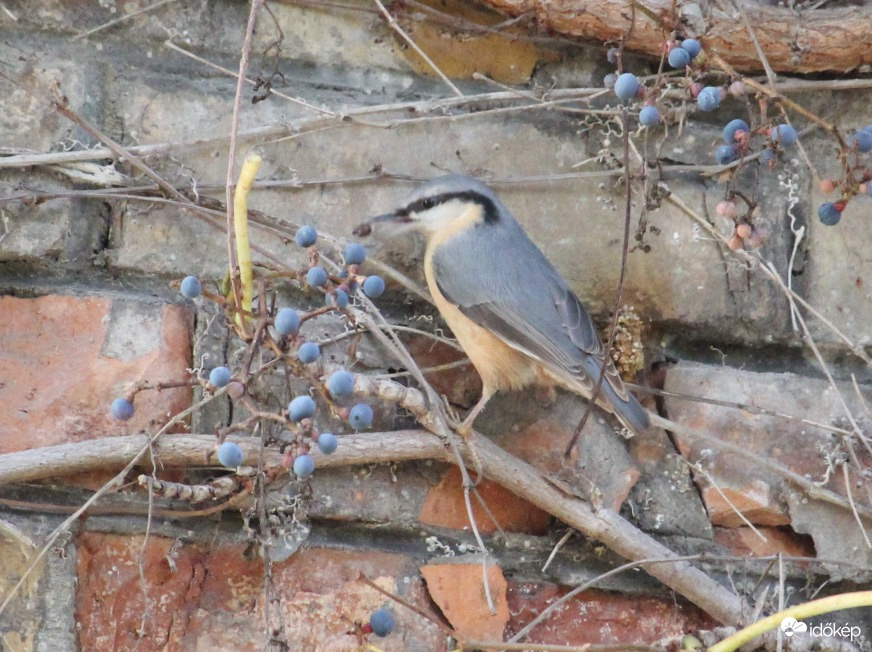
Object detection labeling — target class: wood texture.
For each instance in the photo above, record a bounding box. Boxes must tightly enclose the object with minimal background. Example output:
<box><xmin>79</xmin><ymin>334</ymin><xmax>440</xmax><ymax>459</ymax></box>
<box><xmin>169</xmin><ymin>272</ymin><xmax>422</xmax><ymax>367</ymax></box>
<box><xmin>476</xmin><ymin>0</ymin><xmax>872</xmax><ymax>73</ymax></box>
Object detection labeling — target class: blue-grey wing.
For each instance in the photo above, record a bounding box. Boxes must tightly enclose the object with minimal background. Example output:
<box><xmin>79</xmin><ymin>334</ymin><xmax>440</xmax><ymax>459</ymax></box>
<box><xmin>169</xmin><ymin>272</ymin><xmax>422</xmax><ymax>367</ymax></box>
<box><xmin>430</xmin><ymin>222</ymin><xmax>649</xmax><ymax>431</ymax></box>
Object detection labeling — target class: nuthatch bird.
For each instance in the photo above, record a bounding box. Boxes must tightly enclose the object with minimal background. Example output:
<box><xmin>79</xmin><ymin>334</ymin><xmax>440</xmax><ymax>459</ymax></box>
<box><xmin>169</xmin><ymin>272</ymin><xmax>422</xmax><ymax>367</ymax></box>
<box><xmin>360</xmin><ymin>174</ymin><xmax>649</xmax><ymax>435</ymax></box>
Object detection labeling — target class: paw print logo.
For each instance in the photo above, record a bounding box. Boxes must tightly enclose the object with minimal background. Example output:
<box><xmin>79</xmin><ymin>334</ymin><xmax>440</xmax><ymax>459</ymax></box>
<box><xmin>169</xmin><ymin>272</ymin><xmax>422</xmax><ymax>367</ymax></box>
<box><xmin>780</xmin><ymin>617</ymin><xmax>808</xmax><ymax>637</ymax></box>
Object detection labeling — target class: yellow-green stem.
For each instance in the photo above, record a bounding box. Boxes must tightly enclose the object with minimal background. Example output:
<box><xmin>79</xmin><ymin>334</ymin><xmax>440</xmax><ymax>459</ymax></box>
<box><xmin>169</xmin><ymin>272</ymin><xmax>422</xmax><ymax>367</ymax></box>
<box><xmin>709</xmin><ymin>591</ymin><xmax>872</xmax><ymax>652</ymax></box>
<box><xmin>233</xmin><ymin>153</ymin><xmax>261</xmax><ymax>333</ymax></box>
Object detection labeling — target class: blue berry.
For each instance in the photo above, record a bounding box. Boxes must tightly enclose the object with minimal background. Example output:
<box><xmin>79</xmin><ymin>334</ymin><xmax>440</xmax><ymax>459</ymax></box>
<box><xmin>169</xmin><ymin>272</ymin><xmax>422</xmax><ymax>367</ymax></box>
<box><xmin>846</xmin><ymin>129</ymin><xmax>872</xmax><ymax>153</ymax></box>
<box><xmin>209</xmin><ymin>366</ymin><xmax>232</xmax><ymax>388</ymax></box>
<box><xmin>817</xmin><ymin>202</ymin><xmax>842</xmax><ymax>226</ymax></box>
<box><xmin>298</xmin><ymin>342</ymin><xmax>321</xmax><ymax>364</ymax></box>
<box><xmin>348</xmin><ymin>403</ymin><xmax>374</xmax><ymax>430</ymax></box>
<box><xmin>667</xmin><ymin>47</ymin><xmax>690</xmax><ymax>69</ymax></box>
<box><xmin>680</xmin><ymin>38</ymin><xmax>702</xmax><ymax>58</ymax></box>
<box><xmin>344</xmin><ymin>243</ymin><xmax>366</xmax><ymax>265</ymax></box>
<box><xmin>317</xmin><ymin>433</ymin><xmax>338</xmax><ymax>455</ymax></box>
<box><xmin>607</xmin><ymin>47</ymin><xmax>620</xmax><ymax>64</ymax></box>
<box><xmin>289</xmin><ymin>395</ymin><xmax>317</xmax><ymax>422</ymax></box>
<box><xmin>697</xmin><ymin>87</ymin><xmax>720</xmax><ymax>111</ymax></box>
<box><xmin>867</xmin><ymin>184</ymin><xmax>872</xmax><ymax>198</ymax></box>
<box><xmin>362</xmin><ymin>275</ymin><xmax>386</xmax><ymax>298</ymax></box>
<box><xmin>180</xmin><ymin>275</ymin><xmax>202</xmax><ymax>299</ymax></box>
<box><xmin>715</xmin><ymin>145</ymin><xmax>738</xmax><ymax>165</ymax></box>
<box><xmin>293</xmin><ymin>454</ymin><xmax>315</xmax><ymax>478</ymax></box>
<box><xmin>864</xmin><ymin>125</ymin><xmax>872</xmax><ymax>134</ymax></box>
<box><xmin>325</xmin><ymin>289</ymin><xmax>349</xmax><ymax>309</ymax></box>
<box><xmin>603</xmin><ymin>73</ymin><xmax>617</xmax><ymax>88</ymax></box>
<box><xmin>217</xmin><ymin>441</ymin><xmax>244</xmax><ymax>468</ymax></box>
<box><xmin>110</xmin><ymin>397</ymin><xmax>134</xmax><ymax>421</ymax></box>
<box><xmin>370</xmin><ymin>608</ymin><xmax>395</xmax><ymax>637</ymax></box>
<box><xmin>327</xmin><ymin>370</ymin><xmax>354</xmax><ymax>397</ymax></box>
<box><xmin>275</xmin><ymin>308</ymin><xmax>301</xmax><ymax>336</ymax></box>
<box><xmin>639</xmin><ymin>106</ymin><xmax>660</xmax><ymax>127</ymax></box>
<box><xmin>723</xmin><ymin>119</ymin><xmax>750</xmax><ymax>144</ymax></box>
<box><xmin>613</xmin><ymin>72</ymin><xmax>639</xmax><ymax>102</ymax></box>
<box><xmin>295</xmin><ymin>225</ymin><xmax>317</xmax><ymax>248</ymax></box>
<box><xmin>770</xmin><ymin>124</ymin><xmax>797</xmax><ymax>146</ymax></box>
<box><xmin>306</xmin><ymin>266</ymin><xmax>328</xmax><ymax>287</ymax></box>
<box><xmin>760</xmin><ymin>149</ymin><xmax>776</xmax><ymax>163</ymax></box>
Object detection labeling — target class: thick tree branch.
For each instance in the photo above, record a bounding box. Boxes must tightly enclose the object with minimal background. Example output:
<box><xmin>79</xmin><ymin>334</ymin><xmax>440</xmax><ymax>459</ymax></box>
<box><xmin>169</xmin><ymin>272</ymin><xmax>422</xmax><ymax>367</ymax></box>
<box><xmin>475</xmin><ymin>0</ymin><xmax>872</xmax><ymax>74</ymax></box>
<box><xmin>0</xmin><ymin>431</ymin><xmax>746</xmax><ymax>626</ymax></box>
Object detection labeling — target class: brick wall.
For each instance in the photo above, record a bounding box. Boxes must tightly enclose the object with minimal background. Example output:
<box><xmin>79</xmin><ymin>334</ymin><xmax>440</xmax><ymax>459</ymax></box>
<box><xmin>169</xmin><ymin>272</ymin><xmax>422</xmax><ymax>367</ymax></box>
<box><xmin>1</xmin><ymin>1</ymin><xmax>871</xmax><ymax>649</ymax></box>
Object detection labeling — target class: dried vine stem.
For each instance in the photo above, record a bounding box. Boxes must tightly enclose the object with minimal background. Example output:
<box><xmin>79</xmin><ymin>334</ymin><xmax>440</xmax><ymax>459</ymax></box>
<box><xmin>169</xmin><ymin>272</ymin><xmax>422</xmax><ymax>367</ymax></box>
<box><xmin>0</xmin><ymin>428</ymin><xmax>746</xmax><ymax>625</ymax></box>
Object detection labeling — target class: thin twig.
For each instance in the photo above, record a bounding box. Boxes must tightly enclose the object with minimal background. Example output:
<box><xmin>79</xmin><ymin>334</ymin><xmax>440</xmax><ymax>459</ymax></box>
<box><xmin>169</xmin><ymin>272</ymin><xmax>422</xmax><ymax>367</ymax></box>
<box><xmin>351</xmin><ymin>307</ymin><xmax>497</xmax><ymax>614</ymax></box>
<box><xmin>72</xmin><ymin>0</ymin><xmax>177</xmax><ymax>40</ymax></box>
<box><xmin>0</xmin><ymin>391</ymin><xmax>223</xmax><ymax>617</ymax></box>
<box><xmin>765</xmin><ymin>261</ymin><xmax>872</xmax><ymax>462</ymax></box>
<box><xmin>647</xmin><ymin>411</ymin><xmax>872</xmax><ymax>519</ymax></box>
<box><xmin>541</xmin><ymin>530</ymin><xmax>572</xmax><ymax>573</ymax></box>
<box><xmin>564</xmin><ymin>105</ymin><xmax>633</xmax><ymax>457</ymax></box>
<box><xmin>735</xmin><ymin>1</ymin><xmax>777</xmax><ymax>87</ymax></box>
<box><xmin>842</xmin><ymin>462</ymin><xmax>872</xmax><ymax>550</ymax></box>
<box><xmin>135</xmin><ymin>476</ymin><xmax>156</xmax><ymax>640</ymax></box>
<box><xmin>679</xmin><ymin>458</ymin><xmax>768</xmax><ymax>542</ymax></box>
<box><xmin>509</xmin><ymin>555</ymin><xmax>703</xmax><ymax>643</ymax></box>
<box><xmin>164</xmin><ymin>41</ymin><xmax>335</xmax><ymax>116</ymax></box>
<box><xmin>666</xmin><ymin>189</ymin><xmax>871</xmax><ymax>364</ymax></box>
<box><xmin>371</xmin><ymin>0</ymin><xmax>463</xmax><ymax>97</ymax></box>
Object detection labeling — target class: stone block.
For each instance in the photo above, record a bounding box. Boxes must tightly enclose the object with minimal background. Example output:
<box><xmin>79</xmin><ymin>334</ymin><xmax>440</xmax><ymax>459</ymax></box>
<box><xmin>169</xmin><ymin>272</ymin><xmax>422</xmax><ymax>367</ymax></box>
<box><xmin>804</xmin><ymin>185</ymin><xmax>872</xmax><ymax>349</ymax></box>
<box><xmin>102</xmin><ymin>62</ymin><xmax>792</xmax><ymax>341</ymax></box>
<box><xmin>0</xmin><ymin>199</ymin><xmax>69</xmax><ymax>265</ymax></box>
<box><xmin>0</xmin><ymin>51</ymin><xmax>97</xmax><ymax>151</ymax></box>
<box><xmin>664</xmin><ymin>361</ymin><xmax>872</xmax><ymax>566</ymax></box>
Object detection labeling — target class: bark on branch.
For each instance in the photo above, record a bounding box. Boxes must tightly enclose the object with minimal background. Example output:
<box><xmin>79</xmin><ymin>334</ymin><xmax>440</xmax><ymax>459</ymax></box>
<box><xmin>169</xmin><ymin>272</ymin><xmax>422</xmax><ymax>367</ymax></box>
<box><xmin>0</xmin><ymin>431</ymin><xmax>746</xmax><ymax>626</ymax></box>
<box><xmin>476</xmin><ymin>0</ymin><xmax>872</xmax><ymax>74</ymax></box>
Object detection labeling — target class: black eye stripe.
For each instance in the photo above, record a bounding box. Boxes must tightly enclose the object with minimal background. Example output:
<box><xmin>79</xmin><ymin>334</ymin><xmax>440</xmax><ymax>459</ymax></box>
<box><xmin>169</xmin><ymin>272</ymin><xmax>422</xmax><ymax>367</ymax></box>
<box><xmin>403</xmin><ymin>190</ymin><xmax>499</xmax><ymax>223</ymax></box>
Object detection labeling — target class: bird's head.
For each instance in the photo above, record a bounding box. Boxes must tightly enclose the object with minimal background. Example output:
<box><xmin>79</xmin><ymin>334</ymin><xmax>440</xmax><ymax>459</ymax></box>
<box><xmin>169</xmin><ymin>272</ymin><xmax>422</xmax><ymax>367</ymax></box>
<box><xmin>354</xmin><ymin>174</ymin><xmax>502</xmax><ymax>239</ymax></box>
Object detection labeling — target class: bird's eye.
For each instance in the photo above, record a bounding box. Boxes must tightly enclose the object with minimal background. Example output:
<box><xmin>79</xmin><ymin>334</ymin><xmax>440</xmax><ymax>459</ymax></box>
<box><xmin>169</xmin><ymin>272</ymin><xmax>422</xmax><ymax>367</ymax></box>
<box><xmin>421</xmin><ymin>197</ymin><xmax>435</xmax><ymax>210</ymax></box>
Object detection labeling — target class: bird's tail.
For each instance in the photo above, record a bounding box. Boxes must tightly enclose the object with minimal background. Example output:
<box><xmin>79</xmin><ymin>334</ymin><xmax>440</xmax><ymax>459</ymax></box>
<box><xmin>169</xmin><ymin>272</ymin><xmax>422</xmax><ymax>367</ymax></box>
<box><xmin>606</xmin><ymin>387</ymin><xmax>650</xmax><ymax>433</ymax></box>
<box><xmin>570</xmin><ymin>359</ymin><xmax>651</xmax><ymax>434</ymax></box>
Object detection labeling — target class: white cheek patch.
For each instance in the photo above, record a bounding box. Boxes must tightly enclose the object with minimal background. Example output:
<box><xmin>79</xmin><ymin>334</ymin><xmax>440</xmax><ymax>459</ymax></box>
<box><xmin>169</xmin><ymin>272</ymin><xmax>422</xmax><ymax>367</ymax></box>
<box><xmin>417</xmin><ymin>201</ymin><xmax>467</xmax><ymax>232</ymax></box>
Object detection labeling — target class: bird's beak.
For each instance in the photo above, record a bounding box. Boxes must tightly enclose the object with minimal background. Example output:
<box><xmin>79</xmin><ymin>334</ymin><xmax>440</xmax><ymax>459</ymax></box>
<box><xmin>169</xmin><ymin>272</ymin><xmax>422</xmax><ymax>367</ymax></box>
<box><xmin>353</xmin><ymin>211</ymin><xmax>411</xmax><ymax>237</ymax></box>
<box><xmin>371</xmin><ymin>212</ymin><xmax>405</xmax><ymax>223</ymax></box>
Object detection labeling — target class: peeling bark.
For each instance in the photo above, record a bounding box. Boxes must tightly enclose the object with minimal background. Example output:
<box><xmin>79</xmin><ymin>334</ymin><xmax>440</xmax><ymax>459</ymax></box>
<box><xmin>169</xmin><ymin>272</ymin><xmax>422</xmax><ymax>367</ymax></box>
<box><xmin>476</xmin><ymin>0</ymin><xmax>872</xmax><ymax>74</ymax></box>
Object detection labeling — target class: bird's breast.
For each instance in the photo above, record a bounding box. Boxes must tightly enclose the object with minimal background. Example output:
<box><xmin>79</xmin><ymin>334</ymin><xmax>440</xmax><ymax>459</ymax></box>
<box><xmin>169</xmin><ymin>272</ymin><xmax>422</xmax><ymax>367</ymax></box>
<box><xmin>424</xmin><ymin>240</ymin><xmax>540</xmax><ymax>396</ymax></box>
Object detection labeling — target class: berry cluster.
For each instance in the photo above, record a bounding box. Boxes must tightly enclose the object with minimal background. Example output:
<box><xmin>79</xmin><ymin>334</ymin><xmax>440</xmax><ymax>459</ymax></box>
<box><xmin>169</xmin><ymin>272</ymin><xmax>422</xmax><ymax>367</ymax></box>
<box><xmin>716</xmin><ymin>198</ymin><xmax>770</xmax><ymax>251</ymax></box>
<box><xmin>110</xmin><ymin>226</ymin><xmax>388</xmax><ymax>483</ymax></box>
<box><xmin>816</xmin><ymin>125</ymin><xmax>872</xmax><ymax>226</ymax></box>
<box><xmin>606</xmin><ymin>38</ymin><xmax>703</xmax><ymax>128</ymax></box>
<box><xmin>606</xmin><ymin>39</ymin><xmax>871</xmax><ymax>236</ymax></box>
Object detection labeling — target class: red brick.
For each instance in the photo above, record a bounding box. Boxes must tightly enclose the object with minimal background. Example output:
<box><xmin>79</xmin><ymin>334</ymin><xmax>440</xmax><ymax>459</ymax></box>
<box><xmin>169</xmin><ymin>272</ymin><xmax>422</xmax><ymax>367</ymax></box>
<box><xmin>418</xmin><ymin>466</ymin><xmax>551</xmax><ymax>535</ymax></box>
<box><xmin>503</xmin><ymin>418</ymin><xmax>640</xmax><ymax>513</ymax></box>
<box><xmin>714</xmin><ymin>526</ymin><xmax>816</xmax><ymax>558</ymax></box>
<box><xmin>506</xmin><ymin>582</ymin><xmax>713</xmax><ymax>645</ymax></box>
<box><xmin>0</xmin><ymin>295</ymin><xmax>192</xmax><ymax>454</ymax></box>
<box><xmin>404</xmin><ymin>335</ymin><xmax>481</xmax><ymax>408</ymax></box>
<box><xmin>701</xmin><ymin>480</ymin><xmax>790</xmax><ymax>527</ymax></box>
<box><xmin>420</xmin><ymin>563</ymin><xmax>509</xmax><ymax>641</ymax></box>
<box><xmin>664</xmin><ymin>363</ymin><xmax>872</xmax><ymax>532</ymax></box>
<box><xmin>76</xmin><ymin>533</ymin><xmax>446</xmax><ymax>651</ymax></box>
